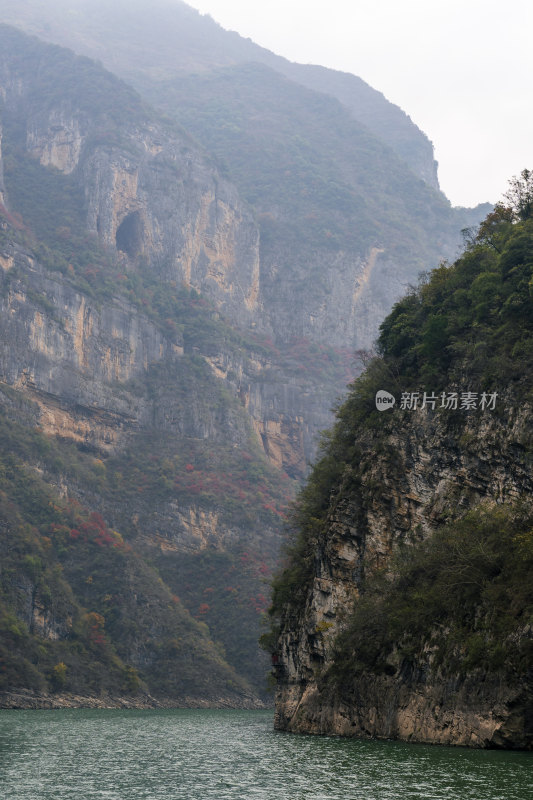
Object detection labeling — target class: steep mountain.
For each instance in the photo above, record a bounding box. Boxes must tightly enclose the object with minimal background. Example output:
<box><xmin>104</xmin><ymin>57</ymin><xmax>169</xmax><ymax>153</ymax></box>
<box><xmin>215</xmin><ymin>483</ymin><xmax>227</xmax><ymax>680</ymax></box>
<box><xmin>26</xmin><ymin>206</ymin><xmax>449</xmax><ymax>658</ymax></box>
<box><xmin>0</xmin><ymin>25</ymin><xmax>345</xmax><ymax>705</ymax></box>
<box><xmin>0</xmin><ymin>0</ymin><xmax>441</xmax><ymax>187</ymax></box>
<box><xmin>148</xmin><ymin>61</ymin><xmax>466</xmax><ymax>349</ymax></box>
<box><xmin>267</xmin><ymin>194</ymin><xmax>533</xmax><ymax>748</ymax></box>
<box><xmin>0</xmin><ymin>0</ymin><xmax>491</xmax><ymax>352</ymax></box>
<box><xmin>0</xmin><ymin>8</ymin><xmax>492</xmax><ymax>708</ymax></box>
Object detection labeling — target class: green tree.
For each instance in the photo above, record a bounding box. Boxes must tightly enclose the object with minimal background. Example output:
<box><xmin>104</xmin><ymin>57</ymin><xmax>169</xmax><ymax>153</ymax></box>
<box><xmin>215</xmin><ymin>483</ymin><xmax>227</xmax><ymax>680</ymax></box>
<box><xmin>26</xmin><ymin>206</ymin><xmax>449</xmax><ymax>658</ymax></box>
<box><xmin>504</xmin><ymin>168</ymin><xmax>533</xmax><ymax>221</ymax></box>
<box><xmin>474</xmin><ymin>204</ymin><xmax>514</xmax><ymax>252</ymax></box>
<box><xmin>51</xmin><ymin>662</ymin><xmax>68</xmax><ymax>691</ymax></box>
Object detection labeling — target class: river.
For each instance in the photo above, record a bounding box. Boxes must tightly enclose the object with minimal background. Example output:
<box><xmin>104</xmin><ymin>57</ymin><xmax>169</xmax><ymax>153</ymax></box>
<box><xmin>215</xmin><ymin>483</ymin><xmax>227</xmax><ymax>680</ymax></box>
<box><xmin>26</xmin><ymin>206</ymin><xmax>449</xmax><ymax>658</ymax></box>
<box><xmin>0</xmin><ymin>709</ymin><xmax>531</xmax><ymax>799</ymax></box>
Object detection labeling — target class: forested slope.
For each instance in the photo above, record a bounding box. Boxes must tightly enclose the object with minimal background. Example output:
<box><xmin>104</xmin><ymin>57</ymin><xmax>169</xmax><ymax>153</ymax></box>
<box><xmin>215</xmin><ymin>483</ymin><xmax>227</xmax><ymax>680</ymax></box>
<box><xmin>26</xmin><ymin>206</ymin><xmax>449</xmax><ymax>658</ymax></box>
<box><xmin>269</xmin><ymin>178</ymin><xmax>533</xmax><ymax>748</ymax></box>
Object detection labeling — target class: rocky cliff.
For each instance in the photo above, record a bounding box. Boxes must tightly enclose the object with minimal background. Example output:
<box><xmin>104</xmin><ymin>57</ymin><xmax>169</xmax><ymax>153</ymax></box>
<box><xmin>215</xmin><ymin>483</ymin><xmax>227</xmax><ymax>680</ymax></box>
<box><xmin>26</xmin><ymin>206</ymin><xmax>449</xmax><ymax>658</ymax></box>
<box><xmin>0</xmin><ymin>27</ymin><xmax>261</xmax><ymax>329</ymax></box>
<box><xmin>270</xmin><ymin>204</ymin><xmax>533</xmax><ymax>747</ymax></box>
<box><xmin>0</xmin><ymin>236</ymin><xmax>336</xmax><ymax>480</ymax></box>
<box><xmin>0</xmin><ymin>26</ymin><xmax>361</xmax><ymax>702</ymax></box>
<box><xmin>0</xmin><ymin>25</ymin><xmax>347</xmax><ymax>476</ymax></box>
<box><xmin>273</xmin><ymin>404</ymin><xmax>533</xmax><ymax>747</ymax></box>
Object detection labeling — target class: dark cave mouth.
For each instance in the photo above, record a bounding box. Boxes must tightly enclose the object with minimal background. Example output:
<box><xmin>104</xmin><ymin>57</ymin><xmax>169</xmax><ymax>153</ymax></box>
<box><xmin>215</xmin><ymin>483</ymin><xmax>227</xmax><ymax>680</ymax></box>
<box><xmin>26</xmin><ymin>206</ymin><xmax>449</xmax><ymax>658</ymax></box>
<box><xmin>115</xmin><ymin>211</ymin><xmax>144</xmax><ymax>258</ymax></box>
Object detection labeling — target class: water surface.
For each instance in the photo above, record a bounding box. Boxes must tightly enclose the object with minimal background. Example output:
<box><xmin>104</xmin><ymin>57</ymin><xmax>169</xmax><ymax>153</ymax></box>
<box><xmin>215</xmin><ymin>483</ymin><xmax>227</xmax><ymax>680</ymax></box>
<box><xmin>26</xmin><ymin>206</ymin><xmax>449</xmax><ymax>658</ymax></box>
<box><xmin>0</xmin><ymin>709</ymin><xmax>531</xmax><ymax>799</ymax></box>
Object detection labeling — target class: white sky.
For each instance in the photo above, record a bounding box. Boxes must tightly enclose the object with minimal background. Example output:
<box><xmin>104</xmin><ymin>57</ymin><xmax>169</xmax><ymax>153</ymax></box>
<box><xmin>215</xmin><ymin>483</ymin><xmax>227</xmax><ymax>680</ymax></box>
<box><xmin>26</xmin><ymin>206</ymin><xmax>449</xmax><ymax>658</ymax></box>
<box><xmin>186</xmin><ymin>0</ymin><xmax>533</xmax><ymax>208</ymax></box>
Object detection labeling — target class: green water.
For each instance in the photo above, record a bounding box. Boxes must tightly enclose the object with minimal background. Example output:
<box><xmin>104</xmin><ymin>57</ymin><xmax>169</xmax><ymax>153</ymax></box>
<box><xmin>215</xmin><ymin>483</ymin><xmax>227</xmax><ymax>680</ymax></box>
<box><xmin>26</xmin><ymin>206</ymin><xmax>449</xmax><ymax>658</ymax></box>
<box><xmin>0</xmin><ymin>709</ymin><xmax>530</xmax><ymax>799</ymax></box>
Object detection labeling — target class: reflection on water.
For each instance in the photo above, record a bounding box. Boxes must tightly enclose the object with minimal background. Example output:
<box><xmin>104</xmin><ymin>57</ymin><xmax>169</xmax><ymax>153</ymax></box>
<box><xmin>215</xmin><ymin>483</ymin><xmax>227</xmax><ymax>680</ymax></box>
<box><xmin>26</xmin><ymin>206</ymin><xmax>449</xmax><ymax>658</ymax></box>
<box><xmin>0</xmin><ymin>709</ymin><xmax>531</xmax><ymax>800</ymax></box>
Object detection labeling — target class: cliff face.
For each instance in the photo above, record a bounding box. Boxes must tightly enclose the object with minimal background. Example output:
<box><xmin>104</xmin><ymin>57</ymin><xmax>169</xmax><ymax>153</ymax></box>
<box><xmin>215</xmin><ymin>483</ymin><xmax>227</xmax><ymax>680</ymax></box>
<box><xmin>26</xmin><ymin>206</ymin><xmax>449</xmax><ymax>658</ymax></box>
<box><xmin>0</xmin><ymin>28</ymin><xmax>354</xmax><ymax>701</ymax></box>
<box><xmin>0</xmin><ymin>235</ymin><xmax>337</xmax><ymax>479</ymax></box>
<box><xmin>0</xmin><ymin>27</ymin><xmax>344</xmax><ymax>481</ymax></box>
<box><xmin>0</xmin><ymin>243</ymin><xmax>171</xmax><ymax>447</ymax></box>
<box><xmin>272</xmin><ymin>204</ymin><xmax>533</xmax><ymax>748</ymax></box>
<box><xmin>81</xmin><ymin>137</ymin><xmax>261</xmax><ymax>326</ymax></box>
<box><xmin>274</xmin><ymin>404</ymin><xmax>533</xmax><ymax>747</ymax></box>
<box><xmin>0</xmin><ymin>43</ymin><xmax>260</xmax><ymax>330</ymax></box>
<box><xmin>0</xmin><ymin>229</ymin><xmax>311</xmax><ymax>698</ymax></box>
<box><xmin>259</xmin><ymin>242</ymin><xmax>409</xmax><ymax>351</ymax></box>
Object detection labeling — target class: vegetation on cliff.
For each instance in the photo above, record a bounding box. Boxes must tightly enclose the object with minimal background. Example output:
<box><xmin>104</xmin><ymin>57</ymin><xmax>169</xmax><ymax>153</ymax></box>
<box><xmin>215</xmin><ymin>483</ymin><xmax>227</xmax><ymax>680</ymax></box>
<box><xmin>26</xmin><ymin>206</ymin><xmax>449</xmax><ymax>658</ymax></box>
<box><xmin>0</xmin><ymin>396</ymin><xmax>253</xmax><ymax>700</ymax></box>
<box><xmin>331</xmin><ymin>503</ymin><xmax>533</xmax><ymax>685</ymax></box>
<box><xmin>268</xmin><ymin>176</ymin><xmax>533</xmax><ymax>685</ymax></box>
<box><xmin>0</xmin><ymin>27</ymin><xmax>295</xmax><ymax>700</ymax></box>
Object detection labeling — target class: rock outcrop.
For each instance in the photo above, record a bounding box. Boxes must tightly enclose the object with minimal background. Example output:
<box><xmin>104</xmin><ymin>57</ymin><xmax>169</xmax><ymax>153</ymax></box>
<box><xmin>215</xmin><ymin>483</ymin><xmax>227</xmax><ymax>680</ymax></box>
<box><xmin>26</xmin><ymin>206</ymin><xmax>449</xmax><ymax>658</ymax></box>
<box><xmin>0</xmin><ymin>37</ymin><xmax>261</xmax><ymax>330</ymax></box>
<box><xmin>273</xmin><ymin>401</ymin><xmax>533</xmax><ymax>748</ymax></box>
<box><xmin>0</xmin><ymin>27</ymin><xmax>346</xmax><ymax>479</ymax></box>
<box><xmin>275</xmin><ymin>671</ymin><xmax>531</xmax><ymax>749</ymax></box>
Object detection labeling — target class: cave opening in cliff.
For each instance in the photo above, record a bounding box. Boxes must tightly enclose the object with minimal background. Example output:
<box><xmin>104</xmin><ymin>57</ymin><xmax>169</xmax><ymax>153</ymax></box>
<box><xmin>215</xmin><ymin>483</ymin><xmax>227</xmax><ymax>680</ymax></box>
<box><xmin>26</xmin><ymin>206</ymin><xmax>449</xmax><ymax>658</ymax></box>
<box><xmin>115</xmin><ymin>211</ymin><xmax>143</xmax><ymax>258</ymax></box>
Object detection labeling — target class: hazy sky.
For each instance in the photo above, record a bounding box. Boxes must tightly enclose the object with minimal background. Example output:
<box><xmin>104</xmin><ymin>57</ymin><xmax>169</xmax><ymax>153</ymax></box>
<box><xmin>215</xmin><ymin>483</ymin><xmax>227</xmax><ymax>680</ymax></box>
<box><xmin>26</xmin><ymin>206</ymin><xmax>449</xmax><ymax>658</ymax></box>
<box><xmin>186</xmin><ymin>0</ymin><xmax>532</xmax><ymax>208</ymax></box>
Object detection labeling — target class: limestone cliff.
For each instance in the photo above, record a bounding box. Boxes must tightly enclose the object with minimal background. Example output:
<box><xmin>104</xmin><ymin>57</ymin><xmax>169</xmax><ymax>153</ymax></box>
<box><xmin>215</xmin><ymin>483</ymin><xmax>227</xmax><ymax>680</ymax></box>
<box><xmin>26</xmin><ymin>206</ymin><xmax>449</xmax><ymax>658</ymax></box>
<box><xmin>271</xmin><ymin>206</ymin><xmax>533</xmax><ymax>748</ymax></box>
<box><xmin>0</xmin><ymin>26</ymin><xmax>260</xmax><ymax>329</ymax></box>
<box><xmin>273</xmin><ymin>403</ymin><xmax>533</xmax><ymax>747</ymax></box>
<box><xmin>0</xmin><ymin>234</ymin><xmax>338</xmax><ymax>480</ymax></box>
<box><xmin>0</xmin><ymin>28</ymin><xmax>353</xmax><ymax>700</ymax></box>
<box><xmin>0</xmin><ymin>228</ymin><xmax>295</xmax><ymax>698</ymax></box>
<box><xmin>0</xmin><ymin>26</ymin><xmax>345</xmax><ymax>479</ymax></box>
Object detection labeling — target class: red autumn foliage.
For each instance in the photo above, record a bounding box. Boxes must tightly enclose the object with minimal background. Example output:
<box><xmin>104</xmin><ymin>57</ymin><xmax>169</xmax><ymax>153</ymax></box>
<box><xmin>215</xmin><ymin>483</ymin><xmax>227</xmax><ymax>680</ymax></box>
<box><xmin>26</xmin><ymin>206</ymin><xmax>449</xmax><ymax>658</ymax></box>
<box><xmin>68</xmin><ymin>510</ymin><xmax>125</xmax><ymax>550</ymax></box>
<box><xmin>85</xmin><ymin>612</ymin><xmax>107</xmax><ymax>648</ymax></box>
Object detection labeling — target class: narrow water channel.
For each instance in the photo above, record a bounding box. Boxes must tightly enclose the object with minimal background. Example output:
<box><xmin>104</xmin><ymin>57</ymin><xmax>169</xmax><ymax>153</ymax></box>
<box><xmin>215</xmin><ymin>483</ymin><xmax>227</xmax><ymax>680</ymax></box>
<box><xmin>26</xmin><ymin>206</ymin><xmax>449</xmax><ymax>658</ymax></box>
<box><xmin>0</xmin><ymin>709</ymin><xmax>531</xmax><ymax>800</ymax></box>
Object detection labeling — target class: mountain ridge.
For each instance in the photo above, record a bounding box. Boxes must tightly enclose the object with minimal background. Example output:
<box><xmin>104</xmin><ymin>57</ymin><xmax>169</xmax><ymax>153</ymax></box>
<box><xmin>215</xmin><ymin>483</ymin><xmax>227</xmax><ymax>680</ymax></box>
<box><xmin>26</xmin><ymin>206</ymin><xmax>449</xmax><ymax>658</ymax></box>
<box><xmin>0</xmin><ymin>0</ymin><xmax>441</xmax><ymax>189</ymax></box>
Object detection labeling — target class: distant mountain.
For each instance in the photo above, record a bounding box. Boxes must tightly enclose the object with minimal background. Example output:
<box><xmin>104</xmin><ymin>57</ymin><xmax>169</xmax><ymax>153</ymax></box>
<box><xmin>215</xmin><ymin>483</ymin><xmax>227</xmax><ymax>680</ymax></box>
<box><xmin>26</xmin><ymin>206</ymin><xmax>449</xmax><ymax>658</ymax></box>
<box><xmin>0</xmin><ymin>0</ymin><xmax>441</xmax><ymax>188</ymax></box>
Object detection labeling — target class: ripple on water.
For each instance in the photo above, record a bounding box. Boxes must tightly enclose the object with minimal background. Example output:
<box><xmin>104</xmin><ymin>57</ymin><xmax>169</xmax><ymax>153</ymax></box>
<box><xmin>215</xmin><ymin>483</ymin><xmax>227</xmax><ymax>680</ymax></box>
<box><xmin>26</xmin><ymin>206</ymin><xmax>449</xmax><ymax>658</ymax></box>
<box><xmin>0</xmin><ymin>709</ymin><xmax>531</xmax><ymax>800</ymax></box>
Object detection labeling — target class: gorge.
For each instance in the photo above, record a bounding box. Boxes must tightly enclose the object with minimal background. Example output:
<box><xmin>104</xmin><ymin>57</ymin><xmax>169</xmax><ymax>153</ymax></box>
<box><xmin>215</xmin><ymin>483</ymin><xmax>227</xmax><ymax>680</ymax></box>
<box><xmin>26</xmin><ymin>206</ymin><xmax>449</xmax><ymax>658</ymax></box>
<box><xmin>0</xmin><ymin>1</ymin><xmax>516</xmax><ymax>736</ymax></box>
